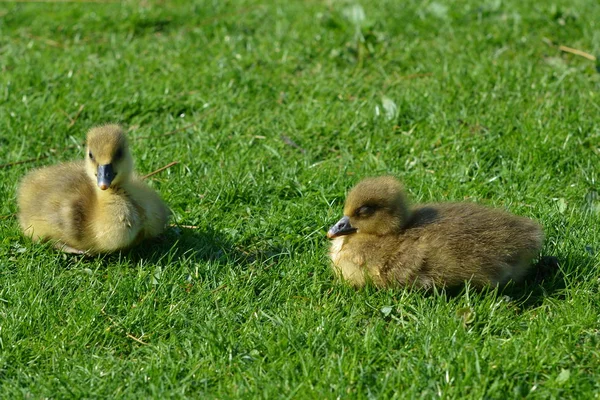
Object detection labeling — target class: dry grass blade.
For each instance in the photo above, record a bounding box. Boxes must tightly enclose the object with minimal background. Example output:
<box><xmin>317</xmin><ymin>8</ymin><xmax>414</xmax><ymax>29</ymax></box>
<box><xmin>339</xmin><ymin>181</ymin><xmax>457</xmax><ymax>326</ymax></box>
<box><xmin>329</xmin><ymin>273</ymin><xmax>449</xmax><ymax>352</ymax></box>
<box><xmin>141</xmin><ymin>161</ymin><xmax>179</xmax><ymax>180</ymax></box>
<box><xmin>169</xmin><ymin>224</ymin><xmax>199</xmax><ymax>229</ymax></box>
<box><xmin>24</xmin><ymin>33</ymin><xmax>62</xmax><ymax>48</ymax></box>
<box><xmin>125</xmin><ymin>333</ymin><xmax>148</xmax><ymax>345</ymax></box>
<box><xmin>59</xmin><ymin>105</ymin><xmax>85</xmax><ymax>127</ymax></box>
<box><xmin>163</xmin><ymin>123</ymin><xmax>198</xmax><ymax>137</ymax></box>
<box><xmin>0</xmin><ymin>144</ymin><xmax>81</xmax><ymax>169</ymax></box>
<box><xmin>558</xmin><ymin>45</ymin><xmax>597</xmax><ymax>61</ymax></box>
<box><xmin>0</xmin><ymin>155</ymin><xmax>51</xmax><ymax>169</ymax></box>
<box><xmin>69</xmin><ymin>104</ymin><xmax>85</xmax><ymax>128</ymax></box>
<box><xmin>100</xmin><ymin>308</ymin><xmax>148</xmax><ymax>345</ymax></box>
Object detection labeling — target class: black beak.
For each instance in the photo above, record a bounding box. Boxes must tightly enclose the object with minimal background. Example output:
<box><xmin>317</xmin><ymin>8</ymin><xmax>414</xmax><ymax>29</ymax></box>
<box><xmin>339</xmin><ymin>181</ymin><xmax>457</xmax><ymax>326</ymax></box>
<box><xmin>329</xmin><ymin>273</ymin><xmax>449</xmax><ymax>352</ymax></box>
<box><xmin>327</xmin><ymin>216</ymin><xmax>357</xmax><ymax>239</ymax></box>
<box><xmin>97</xmin><ymin>164</ymin><xmax>115</xmax><ymax>190</ymax></box>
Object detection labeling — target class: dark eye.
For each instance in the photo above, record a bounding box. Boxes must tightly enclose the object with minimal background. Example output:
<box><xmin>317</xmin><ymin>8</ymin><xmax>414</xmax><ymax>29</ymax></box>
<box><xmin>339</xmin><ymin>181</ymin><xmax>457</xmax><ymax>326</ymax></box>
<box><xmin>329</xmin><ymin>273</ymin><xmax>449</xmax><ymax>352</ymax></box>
<box><xmin>114</xmin><ymin>148</ymin><xmax>123</xmax><ymax>160</ymax></box>
<box><xmin>88</xmin><ymin>151</ymin><xmax>94</xmax><ymax>160</ymax></box>
<box><xmin>356</xmin><ymin>205</ymin><xmax>375</xmax><ymax>217</ymax></box>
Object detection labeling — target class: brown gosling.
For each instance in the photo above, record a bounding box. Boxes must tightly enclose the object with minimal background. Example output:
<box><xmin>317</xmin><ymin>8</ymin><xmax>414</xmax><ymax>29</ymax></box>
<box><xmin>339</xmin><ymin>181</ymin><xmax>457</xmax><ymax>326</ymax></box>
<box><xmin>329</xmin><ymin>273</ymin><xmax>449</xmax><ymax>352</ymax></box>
<box><xmin>327</xmin><ymin>176</ymin><xmax>544</xmax><ymax>289</ymax></box>
<box><xmin>17</xmin><ymin>124</ymin><xmax>170</xmax><ymax>254</ymax></box>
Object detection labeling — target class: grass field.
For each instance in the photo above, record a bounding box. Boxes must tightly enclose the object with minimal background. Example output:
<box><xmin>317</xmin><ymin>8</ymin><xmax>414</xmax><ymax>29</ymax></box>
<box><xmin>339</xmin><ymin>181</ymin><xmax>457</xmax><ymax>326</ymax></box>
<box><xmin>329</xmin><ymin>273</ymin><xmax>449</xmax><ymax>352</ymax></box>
<box><xmin>1</xmin><ymin>0</ymin><xmax>600</xmax><ymax>398</ymax></box>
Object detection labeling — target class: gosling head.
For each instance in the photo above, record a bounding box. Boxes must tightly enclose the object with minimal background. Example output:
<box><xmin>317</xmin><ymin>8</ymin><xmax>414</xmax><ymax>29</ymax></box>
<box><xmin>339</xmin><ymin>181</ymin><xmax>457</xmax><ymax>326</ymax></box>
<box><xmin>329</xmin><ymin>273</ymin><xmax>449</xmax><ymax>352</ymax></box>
<box><xmin>85</xmin><ymin>124</ymin><xmax>133</xmax><ymax>190</ymax></box>
<box><xmin>327</xmin><ymin>176</ymin><xmax>411</xmax><ymax>239</ymax></box>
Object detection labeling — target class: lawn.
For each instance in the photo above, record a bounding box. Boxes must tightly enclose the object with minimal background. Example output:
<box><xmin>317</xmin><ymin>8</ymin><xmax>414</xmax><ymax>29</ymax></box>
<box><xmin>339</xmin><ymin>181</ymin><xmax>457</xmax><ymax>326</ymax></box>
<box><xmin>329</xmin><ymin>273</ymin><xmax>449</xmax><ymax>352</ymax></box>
<box><xmin>1</xmin><ymin>0</ymin><xmax>599</xmax><ymax>398</ymax></box>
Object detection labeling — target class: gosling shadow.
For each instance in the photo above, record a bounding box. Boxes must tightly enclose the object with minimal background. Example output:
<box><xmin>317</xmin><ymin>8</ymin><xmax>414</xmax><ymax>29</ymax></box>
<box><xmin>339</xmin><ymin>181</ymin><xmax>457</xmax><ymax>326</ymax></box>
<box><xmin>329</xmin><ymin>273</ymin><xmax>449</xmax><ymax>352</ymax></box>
<box><xmin>125</xmin><ymin>225</ymin><xmax>288</xmax><ymax>273</ymax></box>
<box><xmin>125</xmin><ymin>225</ymin><xmax>235</xmax><ymax>264</ymax></box>
<box><xmin>499</xmin><ymin>253</ymin><xmax>600</xmax><ymax>310</ymax></box>
<box><xmin>499</xmin><ymin>256</ymin><xmax>567</xmax><ymax>309</ymax></box>
<box><xmin>432</xmin><ymin>256</ymin><xmax>569</xmax><ymax>308</ymax></box>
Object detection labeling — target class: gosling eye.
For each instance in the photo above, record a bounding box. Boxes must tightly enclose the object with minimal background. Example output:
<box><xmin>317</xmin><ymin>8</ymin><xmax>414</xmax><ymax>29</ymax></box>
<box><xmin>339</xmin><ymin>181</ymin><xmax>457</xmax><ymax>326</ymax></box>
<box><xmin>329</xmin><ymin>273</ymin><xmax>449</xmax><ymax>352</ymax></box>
<box><xmin>355</xmin><ymin>205</ymin><xmax>375</xmax><ymax>217</ymax></box>
<box><xmin>114</xmin><ymin>148</ymin><xmax>123</xmax><ymax>160</ymax></box>
<box><xmin>88</xmin><ymin>151</ymin><xmax>94</xmax><ymax>160</ymax></box>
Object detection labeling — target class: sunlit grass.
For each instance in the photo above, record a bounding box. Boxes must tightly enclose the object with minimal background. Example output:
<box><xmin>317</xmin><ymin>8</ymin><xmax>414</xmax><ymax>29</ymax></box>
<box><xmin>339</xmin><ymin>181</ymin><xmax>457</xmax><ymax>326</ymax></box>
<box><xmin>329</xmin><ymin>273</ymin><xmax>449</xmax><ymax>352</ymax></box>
<box><xmin>0</xmin><ymin>0</ymin><xmax>599</xmax><ymax>398</ymax></box>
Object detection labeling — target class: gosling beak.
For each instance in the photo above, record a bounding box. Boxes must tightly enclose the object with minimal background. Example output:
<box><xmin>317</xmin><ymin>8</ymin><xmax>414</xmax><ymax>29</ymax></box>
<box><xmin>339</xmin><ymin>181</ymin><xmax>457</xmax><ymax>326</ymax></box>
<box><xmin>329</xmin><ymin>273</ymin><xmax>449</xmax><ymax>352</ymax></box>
<box><xmin>327</xmin><ymin>216</ymin><xmax>357</xmax><ymax>239</ymax></box>
<box><xmin>97</xmin><ymin>164</ymin><xmax>115</xmax><ymax>190</ymax></box>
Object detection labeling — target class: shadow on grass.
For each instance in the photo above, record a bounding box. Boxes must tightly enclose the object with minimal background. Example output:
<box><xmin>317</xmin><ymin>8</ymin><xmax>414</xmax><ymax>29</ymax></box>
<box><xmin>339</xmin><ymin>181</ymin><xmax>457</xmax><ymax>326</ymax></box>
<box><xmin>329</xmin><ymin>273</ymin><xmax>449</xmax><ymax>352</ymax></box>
<box><xmin>428</xmin><ymin>256</ymin><xmax>574</xmax><ymax>309</ymax></box>
<box><xmin>125</xmin><ymin>225</ymin><xmax>287</xmax><ymax>273</ymax></box>
<box><xmin>498</xmin><ymin>254</ymin><xmax>596</xmax><ymax>310</ymax></box>
<box><xmin>500</xmin><ymin>257</ymin><xmax>566</xmax><ymax>310</ymax></box>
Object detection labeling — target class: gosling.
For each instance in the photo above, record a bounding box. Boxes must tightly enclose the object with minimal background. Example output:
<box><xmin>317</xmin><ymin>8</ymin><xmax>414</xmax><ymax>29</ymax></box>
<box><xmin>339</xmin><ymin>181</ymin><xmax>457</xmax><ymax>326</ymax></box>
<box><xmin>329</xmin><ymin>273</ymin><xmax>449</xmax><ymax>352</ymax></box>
<box><xmin>327</xmin><ymin>176</ymin><xmax>544</xmax><ymax>289</ymax></box>
<box><xmin>18</xmin><ymin>124</ymin><xmax>170</xmax><ymax>254</ymax></box>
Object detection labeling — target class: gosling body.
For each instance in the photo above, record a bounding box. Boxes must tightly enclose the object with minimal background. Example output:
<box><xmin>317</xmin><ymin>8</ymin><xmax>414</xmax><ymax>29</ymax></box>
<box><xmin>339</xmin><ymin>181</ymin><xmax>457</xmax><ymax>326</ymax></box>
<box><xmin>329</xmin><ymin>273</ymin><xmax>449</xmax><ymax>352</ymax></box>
<box><xmin>18</xmin><ymin>124</ymin><xmax>169</xmax><ymax>254</ymax></box>
<box><xmin>328</xmin><ymin>177</ymin><xmax>544</xmax><ymax>289</ymax></box>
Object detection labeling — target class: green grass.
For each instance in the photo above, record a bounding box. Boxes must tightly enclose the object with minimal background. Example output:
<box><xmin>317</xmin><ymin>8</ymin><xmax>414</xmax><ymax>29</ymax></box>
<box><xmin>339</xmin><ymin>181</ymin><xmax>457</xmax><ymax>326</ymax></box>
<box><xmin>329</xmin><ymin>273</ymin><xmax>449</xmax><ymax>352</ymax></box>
<box><xmin>1</xmin><ymin>0</ymin><xmax>599</xmax><ymax>398</ymax></box>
